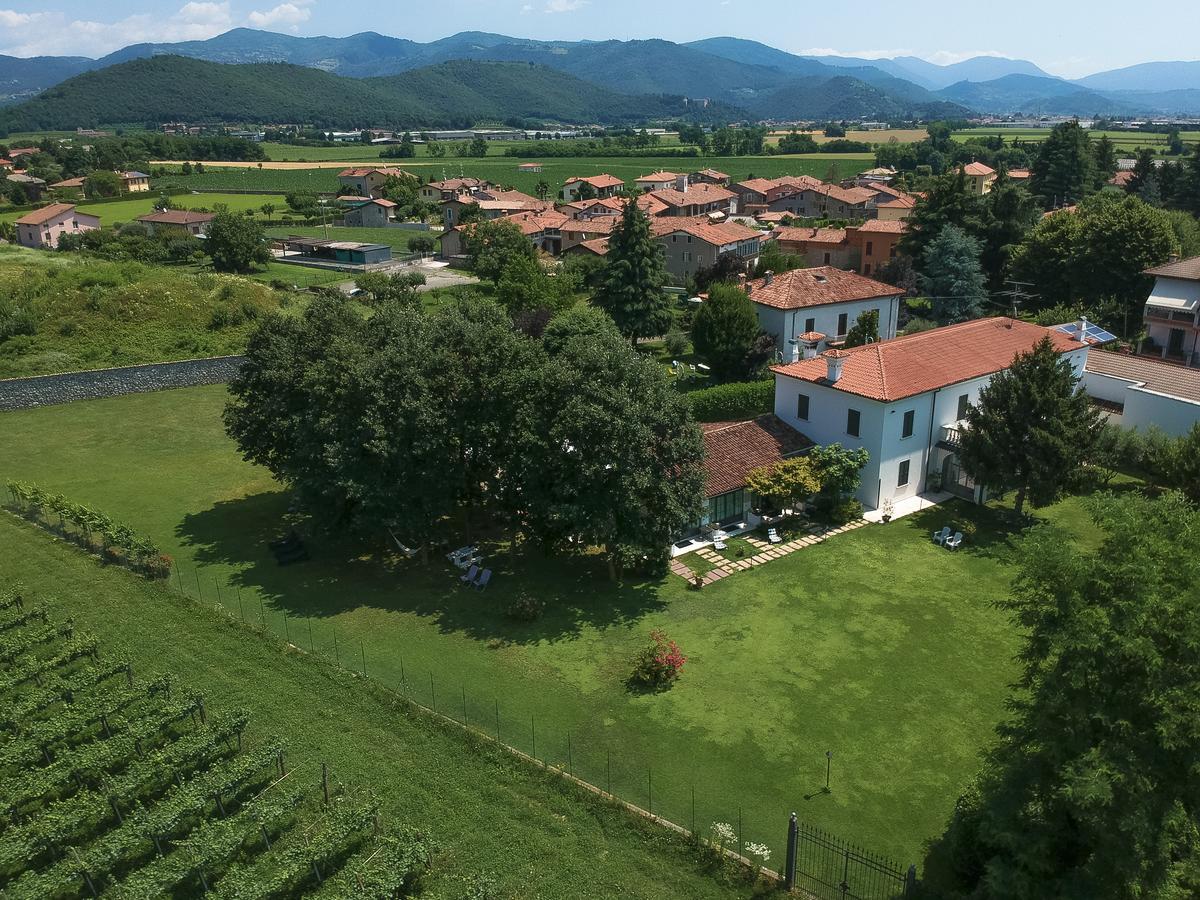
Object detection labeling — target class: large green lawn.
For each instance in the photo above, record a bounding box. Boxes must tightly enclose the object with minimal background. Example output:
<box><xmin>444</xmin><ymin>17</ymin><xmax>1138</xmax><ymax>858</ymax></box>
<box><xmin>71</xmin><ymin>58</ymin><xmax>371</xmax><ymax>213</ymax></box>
<box><xmin>0</xmin><ymin>192</ymin><xmax>288</xmax><ymax>226</ymax></box>
<box><xmin>264</xmin><ymin>225</ymin><xmax>437</xmax><ymax>254</ymax></box>
<box><xmin>0</xmin><ymin>385</ymin><xmax>1105</xmax><ymax>867</ymax></box>
<box><xmin>152</xmin><ymin>155</ymin><xmax>874</xmax><ymax>197</ymax></box>
<box><xmin>952</xmin><ymin>127</ymin><xmax>1200</xmax><ymax>154</ymax></box>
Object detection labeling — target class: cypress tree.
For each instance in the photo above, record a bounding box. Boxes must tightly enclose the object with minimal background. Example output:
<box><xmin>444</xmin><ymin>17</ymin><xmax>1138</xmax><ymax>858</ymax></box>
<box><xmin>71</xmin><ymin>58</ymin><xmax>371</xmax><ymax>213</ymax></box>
<box><xmin>958</xmin><ymin>336</ymin><xmax>1102</xmax><ymax>516</ymax></box>
<box><xmin>1030</xmin><ymin>120</ymin><xmax>1097</xmax><ymax>210</ymax></box>
<box><xmin>594</xmin><ymin>199</ymin><xmax>672</xmax><ymax>344</ymax></box>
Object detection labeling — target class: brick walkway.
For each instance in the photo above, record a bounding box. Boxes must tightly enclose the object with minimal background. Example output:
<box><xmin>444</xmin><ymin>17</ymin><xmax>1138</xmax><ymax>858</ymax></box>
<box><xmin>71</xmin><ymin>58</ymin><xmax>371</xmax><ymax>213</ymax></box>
<box><xmin>670</xmin><ymin>520</ymin><xmax>871</xmax><ymax>586</ymax></box>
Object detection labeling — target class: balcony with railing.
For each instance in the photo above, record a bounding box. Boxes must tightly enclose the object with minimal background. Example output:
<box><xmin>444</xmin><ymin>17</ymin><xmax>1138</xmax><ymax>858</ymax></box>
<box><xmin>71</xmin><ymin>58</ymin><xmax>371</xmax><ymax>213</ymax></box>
<box><xmin>939</xmin><ymin>425</ymin><xmax>964</xmax><ymax>450</ymax></box>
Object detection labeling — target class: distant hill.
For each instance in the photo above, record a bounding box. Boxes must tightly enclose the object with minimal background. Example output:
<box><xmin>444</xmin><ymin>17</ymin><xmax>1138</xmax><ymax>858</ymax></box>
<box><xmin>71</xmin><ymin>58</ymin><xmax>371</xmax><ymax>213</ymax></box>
<box><xmin>1076</xmin><ymin>60</ymin><xmax>1200</xmax><ymax>93</ymax></box>
<box><xmin>1</xmin><ymin>27</ymin><xmax>1198</xmax><ymax>121</ymax></box>
<box><xmin>0</xmin><ymin>56</ymin><xmax>723</xmax><ymax>132</ymax></box>
<box><xmin>936</xmin><ymin>74</ymin><xmax>1136</xmax><ymax>116</ymax></box>
<box><xmin>0</xmin><ymin>54</ymin><xmax>94</xmax><ymax>104</ymax></box>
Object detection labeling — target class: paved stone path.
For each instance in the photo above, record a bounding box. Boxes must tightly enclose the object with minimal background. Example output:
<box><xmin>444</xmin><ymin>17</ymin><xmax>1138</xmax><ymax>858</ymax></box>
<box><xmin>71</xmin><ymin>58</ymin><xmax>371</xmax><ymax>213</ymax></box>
<box><xmin>670</xmin><ymin>520</ymin><xmax>871</xmax><ymax>586</ymax></box>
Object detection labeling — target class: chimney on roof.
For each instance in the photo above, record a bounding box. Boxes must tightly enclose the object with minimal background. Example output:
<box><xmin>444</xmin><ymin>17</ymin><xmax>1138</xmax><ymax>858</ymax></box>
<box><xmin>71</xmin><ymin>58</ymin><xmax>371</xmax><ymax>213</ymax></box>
<box><xmin>765</xmin><ymin>270</ymin><xmax>774</xmax><ymax>286</ymax></box>
<box><xmin>813</xmin><ymin>273</ymin><xmax>828</xmax><ymax>284</ymax></box>
<box><xmin>1076</xmin><ymin>314</ymin><xmax>1090</xmax><ymax>342</ymax></box>
<box><xmin>676</xmin><ymin>174</ymin><xmax>688</xmax><ymax>193</ymax></box>
<box><xmin>787</xmin><ymin>339</ymin><xmax>801</xmax><ymax>363</ymax></box>
<box><xmin>801</xmin><ymin>335</ymin><xmax>821</xmax><ymax>361</ymax></box>
<box><xmin>737</xmin><ymin>273</ymin><xmax>747</xmax><ymax>287</ymax></box>
<box><xmin>1168</xmin><ymin>253</ymin><xmax>1180</xmax><ymax>264</ymax></box>
<box><xmin>823</xmin><ymin>349</ymin><xmax>847</xmax><ymax>384</ymax></box>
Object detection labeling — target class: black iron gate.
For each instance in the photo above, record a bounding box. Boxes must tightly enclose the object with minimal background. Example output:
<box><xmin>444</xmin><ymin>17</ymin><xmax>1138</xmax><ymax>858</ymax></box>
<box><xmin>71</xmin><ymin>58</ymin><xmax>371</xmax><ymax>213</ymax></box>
<box><xmin>784</xmin><ymin>815</ymin><xmax>915</xmax><ymax>900</ymax></box>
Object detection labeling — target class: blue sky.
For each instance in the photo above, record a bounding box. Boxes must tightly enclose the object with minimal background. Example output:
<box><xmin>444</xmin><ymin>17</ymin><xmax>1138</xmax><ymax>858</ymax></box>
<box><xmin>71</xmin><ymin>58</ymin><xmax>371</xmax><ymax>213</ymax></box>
<box><xmin>0</xmin><ymin>0</ymin><xmax>1193</xmax><ymax>78</ymax></box>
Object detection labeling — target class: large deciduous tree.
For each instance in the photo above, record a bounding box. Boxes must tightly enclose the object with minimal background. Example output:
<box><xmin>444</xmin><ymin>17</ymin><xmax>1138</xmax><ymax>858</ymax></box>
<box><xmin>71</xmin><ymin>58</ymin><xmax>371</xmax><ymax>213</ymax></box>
<box><xmin>594</xmin><ymin>199</ymin><xmax>672</xmax><ymax>344</ymax></box>
<box><xmin>919</xmin><ymin>224</ymin><xmax>988</xmax><ymax>325</ymax></box>
<box><xmin>690</xmin><ymin>282</ymin><xmax>761</xmax><ymax>381</ymax></box>
<box><xmin>464</xmin><ymin>218</ymin><xmax>536</xmax><ymax>283</ymax></box>
<box><xmin>206</xmin><ymin>210</ymin><xmax>269</xmax><ymax>273</ymax></box>
<box><xmin>511</xmin><ymin>314</ymin><xmax>705</xmax><ymax>579</ymax></box>
<box><xmin>958</xmin><ymin>336</ymin><xmax>1102</xmax><ymax>516</ymax></box>
<box><xmin>924</xmin><ymin>491</ymin><xmax>1200</xmax><ymax>899</ymax></box>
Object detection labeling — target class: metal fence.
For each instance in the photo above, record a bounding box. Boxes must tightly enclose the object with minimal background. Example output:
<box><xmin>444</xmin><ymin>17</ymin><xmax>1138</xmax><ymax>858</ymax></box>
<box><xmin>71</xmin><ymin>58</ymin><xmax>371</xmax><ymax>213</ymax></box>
<box><xmin>785</xmin><ymin>814</ymin><xmax>916</xmax><ymax>900</ymax></box>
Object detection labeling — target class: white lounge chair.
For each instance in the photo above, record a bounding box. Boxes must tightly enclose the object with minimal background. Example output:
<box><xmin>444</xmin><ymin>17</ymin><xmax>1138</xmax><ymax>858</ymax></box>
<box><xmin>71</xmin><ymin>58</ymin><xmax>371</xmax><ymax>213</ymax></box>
<box><xmin>945</xmin><ymin>532</ymin><xmax>963</xmax><ymax>550</ymax></box>
<box><xmin>714</xmin><ymin>537</ymin><xmax>728</xmax><ymax>551</ymax></box>
<box><xmin>459</xmin><ymin>564</ymin><xmax>479</xmax><ymax>584</ymax></box>
<box><xmin>932</xmin><ymin>526</ymin><xmax>951</xmax><ymax>545</ymax></box>
<box><xmin>767</xmin><ymin>528</ymin><xmax>783</xmax><ymax>544</ymax></box>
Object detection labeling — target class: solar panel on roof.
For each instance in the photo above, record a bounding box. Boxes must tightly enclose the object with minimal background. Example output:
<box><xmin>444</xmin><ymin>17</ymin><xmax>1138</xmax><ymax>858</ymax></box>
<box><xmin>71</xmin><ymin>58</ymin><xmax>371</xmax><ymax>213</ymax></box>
<box><xmin>1054</xmin><ymin>321</ymin><xmax>1118</xmax><ymax>344</ymax></box>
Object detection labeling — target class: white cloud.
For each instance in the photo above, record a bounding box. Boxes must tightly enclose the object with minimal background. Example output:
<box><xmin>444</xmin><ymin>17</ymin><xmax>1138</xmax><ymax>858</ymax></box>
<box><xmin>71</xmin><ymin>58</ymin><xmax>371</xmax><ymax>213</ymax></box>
<box><xmin>924</xmin><ymin>49</ymin><xmax>1007</xmax><ymax>66</ymax></box>
<box><xmin>544</xmin><ymin>0</ymin><xmax>587</xmax><ymax>12</ymax></box>
<box><xmin>520</xmin><ymin>2</ymin><xmax>534</xmax><ymax>12</ymax></box>
<box><xmin>247</xmin><ymin>0</ymin><xmax>314</xmax><ymax>30</ymax></box>
<box><xmin>0</xmin><ymin>3</ymin><xmax>233</xmax><ymax>57</ymax></box>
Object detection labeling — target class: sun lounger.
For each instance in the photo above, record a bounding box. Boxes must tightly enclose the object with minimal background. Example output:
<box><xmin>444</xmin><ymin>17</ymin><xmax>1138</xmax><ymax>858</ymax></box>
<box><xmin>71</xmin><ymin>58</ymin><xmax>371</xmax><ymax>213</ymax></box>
<box><xmin>945</xmin><ymin>532</ymin><xmax>963</xmax><ymax>550</ymax></box>
<box><xmin>714</xmin><ymin>538</ymin><xmax>727</xmax><ymax>551</ymax></box>
<box><xmin>459</xmin><ymin>564</ymin><xmax>479</xmax><ymax>584</ymax></box>
<box><xmin>473</xmin><ymin>569</ymin><xmax>492</xmax><ymax>591</ymax></box>
<box><xmin>767</xmin><ymin>528</ymin><xmax>783</xmax><ymax>544</ymax></box>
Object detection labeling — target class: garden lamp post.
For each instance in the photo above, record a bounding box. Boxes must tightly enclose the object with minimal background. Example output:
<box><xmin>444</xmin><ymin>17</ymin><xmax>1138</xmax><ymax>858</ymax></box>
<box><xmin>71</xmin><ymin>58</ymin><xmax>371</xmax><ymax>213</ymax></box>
<box><xmin>825</xmin><ymin>750</ymin><xmax>833</xmax><ymax>794</ymax></box>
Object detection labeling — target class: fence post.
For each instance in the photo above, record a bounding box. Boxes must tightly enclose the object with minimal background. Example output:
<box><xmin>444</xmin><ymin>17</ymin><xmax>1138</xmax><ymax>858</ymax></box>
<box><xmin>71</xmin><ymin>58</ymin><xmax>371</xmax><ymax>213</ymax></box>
<box><xmin>215</xmin><ymin>579</ymin><xmax>222</xmax><ymax>606</ymax></box>
<box><xmin>322</xmin><ymin>762</ymin><xmax>329</xmax><ymax>804</ymax></box>
<box><xmin>429</xmin><ymin>672</ymin><xmax>435</xmax><ymax>710</ymax></box>
<box><xmin>531</xmin><ymin>714</ymin><xmax>536</xmax><ymax>763</ymax></box>
<box><xmin>494</xmin><ymin>699</ymin><xmax>500</xmax><ymax>742</ymax></box>
<box><xmin>784</xmin><ymin>812</ymin><xmax>798</xmax><ymax>891</ymax></box>
<box><xmin>259</xmin><ymin>597</ymin><xmax>266</xmax><ymax>630</ymax></box>
<box><xmin>738</xmin><ymin>807</ymin><xmax>742</xmax><ymax>858</ymax></box>
<box><xmin>308</xmin><ymin>620</ymin><xmax>314</xmax><ymax>653</ymax></box>
<box><xmin>360</xmin><ymin>639</ymin><xmax>366</xmax><ymax>677</ymax></box>
<box><xmin>647</xmin><ymin>767</ymin><xmax>652</xmax><ymax>817</ymax></box>
<box><xmin>906</xmin><ymin>864</ymin><xmax>918</xmax><ymax>896</ymax></box>
<box><xmin>333</xmin><ymin>633</ymin><xmax>339</xmax><ymax>666</ymax></box>
<box><xmin>237</xmin><ymin>588</ymin><xmax>245</xmax><ymax>624</ymax></box>
<box><xmin>195</xmin><ymin>568</ymin><xmax>202</xmax><ymax>599</ymax></box>
<box><xmin>567</xmin><ymin>733</ymin><xmax>572</xmax><ymax>776</ymax></box>
<box><xmin>283</xmin><ymin>614</ymin><xmax>289</xmax><ymax>644</ymax></box>
<box><xmin>462</xmin><ymin>686</ymin><xmax>468</xmax><ymax>725</ymax></box>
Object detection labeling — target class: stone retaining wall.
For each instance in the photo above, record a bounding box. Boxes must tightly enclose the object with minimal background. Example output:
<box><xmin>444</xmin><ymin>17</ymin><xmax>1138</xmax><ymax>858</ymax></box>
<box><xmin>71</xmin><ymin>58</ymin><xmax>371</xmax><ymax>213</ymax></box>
<box><xmin>0</xmin><ymin>356</ymin><xmax>245</xmax><ymax>411</ymax></box>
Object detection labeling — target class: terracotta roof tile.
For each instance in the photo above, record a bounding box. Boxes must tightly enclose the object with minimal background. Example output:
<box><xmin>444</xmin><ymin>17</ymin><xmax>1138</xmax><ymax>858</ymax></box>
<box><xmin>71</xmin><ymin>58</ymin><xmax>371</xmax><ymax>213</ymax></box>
<box><xmin>962</xmin><ymin>162</ymin><xmax>995</xmax><ymax>177</ymax></box>
<box><xmin>566</xmin><ymin>174</ymin><xmax>625</xmax><ymax>189</ymax></box>
<box><xmin>1085</xmin><ymin>350</ymin><xmax>1200</xmax><ymax>403</ymax></box>
<box><xmin>746</xmin><ymin>267</ymin><xmax>902</xmax><ymax>310</ymax></box>
<box><xmin>15</xmin><ymin>202</ymin><xmax>79</xmax><ymax>226</ymax></box>
<box><xmin>774</xmin><ymin>226</ymin><xmax>848</xmax><ymax>246</ymax></box>
<box><xmin>1145</xmin><ymin>255</ymin><xmax>1200</xmax><ymax>281</ymax></box>
<box><xmin>856</xmin><ymin>219</ymin><xmax>907</xmax><ymax>234</ymax></box>
<box><xmin>655</xmin><ymin>219</ymin><xmax>760</xmax><ymax>246</ymax></box>
<box><xmin>701</xmin><ymin>415</ymin><xmax>814</xmax><ymax>497</ymax></box>
<box><xmin>772</xmin><ymin>318</ymin><xmax>1086</xmax><ymax>402</ymax></box>
<box><xmin>649</xmin><ymin>183</ymin><xmax>736</xmax><ymax>208</ymax></box>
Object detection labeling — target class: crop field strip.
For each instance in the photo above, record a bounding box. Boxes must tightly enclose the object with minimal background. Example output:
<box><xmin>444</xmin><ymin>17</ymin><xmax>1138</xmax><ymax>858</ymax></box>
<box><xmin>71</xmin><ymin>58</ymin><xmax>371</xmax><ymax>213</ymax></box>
<box><xmin>0</xmin><ymin>588</ymin><xmax>429</xmax><ymax>899</ymax></box>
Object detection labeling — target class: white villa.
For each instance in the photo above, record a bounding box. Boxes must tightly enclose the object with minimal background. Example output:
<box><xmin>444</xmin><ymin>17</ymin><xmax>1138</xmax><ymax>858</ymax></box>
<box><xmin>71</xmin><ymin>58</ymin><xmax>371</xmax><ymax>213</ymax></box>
<box><xmin>768</xmin><ymin>317</ymin><xmax>1093</xmax><ymax>510</ymax></box>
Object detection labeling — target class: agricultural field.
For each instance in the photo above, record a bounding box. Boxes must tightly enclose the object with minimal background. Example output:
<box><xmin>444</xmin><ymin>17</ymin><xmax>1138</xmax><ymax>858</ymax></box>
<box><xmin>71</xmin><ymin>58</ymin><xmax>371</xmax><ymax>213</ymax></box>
<box><xmin>0</xmin><ymin>384</ymin><xmax>1115</xmax><ymax>866</ymax></box>
<box><xmin>766</xmin><ymin>129</ymin><xmax>927</xmax><ymax>145</ymax></box>
<box><xmin>0</xmin><ymin>522</ymin><xmax>752</xmax><ymax>900</ymax></box>
<box><xmin>260</xmin><ymin>135</ymin><xmax>686</xmax><ymax>162</ymax></box>
<box><xmin>0</xmin><ymin>246</ymin><xmax>303</xmax><ymax>378</ymax></box>
<box><xmin>152</xmin><ymin>154</ymin><xmax>873</xmax><ymax>196</ymax></box>
<box><xmin>951</xmin><ymin>127</ymin><xmax>1200</xmax><ymax>153</ymax></box>
<box><xmin>0</xmin><ymin>193</ymin><xmax>288</xmax><ymax>227</ymax></box>
<box><xmin>0</xmin><ymin>594</ymin><xmax>429</xmax><ymax>897</ymax></box>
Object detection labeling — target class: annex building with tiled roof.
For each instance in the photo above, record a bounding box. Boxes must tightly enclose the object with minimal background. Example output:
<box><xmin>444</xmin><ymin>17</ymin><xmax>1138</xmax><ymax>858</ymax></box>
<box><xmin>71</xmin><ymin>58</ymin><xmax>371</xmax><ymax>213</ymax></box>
<box><xmin>767</xmin><ymin>318</ymin><xmax>1095</xmax><ymax>510</ymax></box>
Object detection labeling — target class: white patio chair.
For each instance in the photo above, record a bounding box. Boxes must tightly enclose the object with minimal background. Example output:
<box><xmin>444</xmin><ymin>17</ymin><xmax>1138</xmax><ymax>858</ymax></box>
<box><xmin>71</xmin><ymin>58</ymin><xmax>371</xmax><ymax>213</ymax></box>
<box><xmin>767</xmin><ymin>528</ymin><xmax>783</xmax><ymax>544</ymax></box>
<box><xmin>945</xmin><ymin>532</ymin><xmax>963</xmax><ymax>550</ymax></box>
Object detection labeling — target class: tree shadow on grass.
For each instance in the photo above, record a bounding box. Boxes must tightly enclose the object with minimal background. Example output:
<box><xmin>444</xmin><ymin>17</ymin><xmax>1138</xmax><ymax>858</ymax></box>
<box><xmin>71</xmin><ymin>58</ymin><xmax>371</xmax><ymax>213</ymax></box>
<box><xmin>175</xmin><ymin>493</ymin><xmax>668</xmax><ymax>646</ymax></box>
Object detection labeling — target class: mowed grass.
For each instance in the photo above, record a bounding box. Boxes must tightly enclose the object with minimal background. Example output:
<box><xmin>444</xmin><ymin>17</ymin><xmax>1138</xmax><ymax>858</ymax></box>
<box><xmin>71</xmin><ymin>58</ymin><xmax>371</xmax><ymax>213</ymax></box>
<box><xmin>264</xmin><ymin>225</ymin><xmax>438</xmax><ymax>254</ymax></box>
<box><xmin>0</xmin><ymin>386</ymin><xmax>1104</xmax><ymax>866</ymax></box>
<box><xmin>0</xmin><ymin>192</ymin><xmax>288</xmax><ymax>226</ymax></box>
<box><xmin>151</xmin><ymin>154</ymin><xmax>874</xmax><ymax>196</ymax></box>
<box><xmin>0</xmin><ymin>517</ymin><xmax>756</xmax><ymax>900</ymax></box>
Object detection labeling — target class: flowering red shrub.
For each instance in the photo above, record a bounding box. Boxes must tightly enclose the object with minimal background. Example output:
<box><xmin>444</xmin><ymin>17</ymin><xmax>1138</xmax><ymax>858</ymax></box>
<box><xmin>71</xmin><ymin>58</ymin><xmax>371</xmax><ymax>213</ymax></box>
<box><xmin>631</xmin><ymin>629</ymin><xmax>687</xmax><ymax>688</ymax></box>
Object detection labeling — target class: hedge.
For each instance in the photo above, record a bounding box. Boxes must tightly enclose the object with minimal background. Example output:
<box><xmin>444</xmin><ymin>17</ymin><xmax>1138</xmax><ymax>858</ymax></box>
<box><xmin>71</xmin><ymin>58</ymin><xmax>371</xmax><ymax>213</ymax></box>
<box><xmin>684</xmin><ymin>380</ymin><xmax>774</xmax><ymax>422</ymax></box>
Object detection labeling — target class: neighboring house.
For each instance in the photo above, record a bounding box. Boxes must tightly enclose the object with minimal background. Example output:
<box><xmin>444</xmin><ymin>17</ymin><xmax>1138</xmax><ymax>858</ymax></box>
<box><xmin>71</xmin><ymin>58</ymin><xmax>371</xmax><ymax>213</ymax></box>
<box><xmin>1141</xmin><ymin>255</ymin><xmax>1200</xmax><ymax>366</ymax></box>
<box><xmin>1109</xmin><ymin>170</ymin><xmax>1136</xmax><ymax>188</ymax></box>
<box><xmin>797</xmin><ymin>183</ymin><xmax>877</xmax><ymax>219</ymax></box>
<box><xmin>418</xmin><ymin>177</ymin><xmax>493</xmax><ymax>203</ymax></box>
<box><xmin>770</xmin><ymin>317</ymin><xmax>1092</xmax><ymax>510</ymax></box>
<box><xmin>647</xmin><ymin>182</ymin><xmax>737</xmax><ymax>218</ymax></box>
<box><xmin>847</xmin><ymin>219</ymin><xmax>906</xmax><ymax>277</ymax></box>
<box><xmin>440</xmin><ymin>209</ymin><xmax>569</xmax><ymax>258</ymax></box>
<box><xmin>14</xmin><ymin>202</ymin><xmax>100</xmax><ymax>249</ymax></box>
<box><xmin>6</xmin><ymin>172</ymin><xmax>47</xmax><ymax>201</ymax></box>
<box><xmin>652</xmin><ymin>219</ymin><xmax>762</xmax><ymax>281</ymax></box>
<box><xmin>858</xmin><ymin>182</ymin><xmax>916</xmax><ymax>221</ymax></box>
<box><xmin>49</xmin><ymin>176</ymin><xmax>86</xmax><ymax>193</ymax></box>
<box><xmin>337</xmin><ymin>167</ymin><xmax>413</xmax><ymax>199</ymax></box>
<box><xmin>1007</xmin><ymin>168</ymin><xmax>1032</xmax><ymax>183</ymax></box>
<box><xmin>0</xmin><ymin>158</ymin><xmax>13</xmax><ymax>172</ymax></box>
<box><xmin>856</xmin><ymin>166</ymin><xmax>897</xmax><ymax>184</ymax></box>
<box><xmin>559</xmin><ymin>216</ymin><xmax>617</xmax><ymax>253</ymax></box>
<box><xmin>120</xmin><ymin>171</ymin><xmax>151</xmax><ymax>192</ymax></box>
<box><xmin>692</xmin><ymin>415</ymin><xmax>814</xmax><ymax>535</ymax></box>
<box><xmin>691</xmin><ymin>168</ymin><xmax>731</xmax><ymax>186</ymax></box>
<box><xmin>773</xmin><ymin>227</ymin><xmax>853</xmax><ymax>268</ymax></box>
<box><xmin>341</xmin><ymin>197</ymin><xmax>398</xmax><ymax>228</ymax></box>
<box><xmin>1083</xmin><ymin>350</ymin><xmax>1200</xmax><ymax>437</ymax></box>
<box><xmin>136</xmin><ymin>209</ymin><xmax>215</xmax><ymax>236</ymax></box>
<box><xmin>746</xmin><ymin>267</ymin><xmax>905</xmax><ymax>355</ymax></box>
<box><xmin>773</xmin><ymin>220</ymin><xmax>906</xmax><ymax>276</ymax></box>
<box><xmin>563</xmin><ymin>237</ymin><xmax>609</xmax><ymax>259</ymax></box>
<box><xmin>635</xmin><ymin>171</ymin><xmax>684</xmax><ymax>193</ymax></box>
<box><xmin>961</xmin><ymin>161</ymin><xmax>997</xmax><ymax>195</ymax></box>
<box><xmin>440</xmin><ymin>188</ymin><xmax>547</xmax><ymax>227</ymax></box>
<box><xmin>733</xmin><ymin>176</ymin><xmax>824</xmax><ymax>216</ymax></box>
<box><xmin>561</xmin><ymin>174</ymin><xmax>625</xmax><ymax>201</ymax></box>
